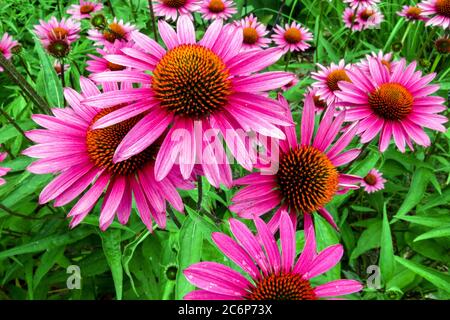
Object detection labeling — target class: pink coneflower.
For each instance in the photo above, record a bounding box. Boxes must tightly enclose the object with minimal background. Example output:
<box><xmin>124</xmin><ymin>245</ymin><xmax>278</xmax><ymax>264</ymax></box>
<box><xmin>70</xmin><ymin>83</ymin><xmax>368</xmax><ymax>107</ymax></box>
<box><xmin>335</xmin><ymin>57</ymin><xmax>447</xmax><ymax>152</ymax></box>
<box><xmin>0</xmin><ymin>33</ymin><xmax>19</xmax><ymax>72</ymax></box>
<box><xmin>357</xmin><ymin>6</ymin><xmax>384</xmax><ymax>29</ymax></box>
<box><xmin>343</xmin><ymin>7</ymin><xmax>364</xmax><ymax>31</ymax></box>
<box><xmin>306</xmin><ymin>87</ymin><xmax>329</xmax><ymax>113</ymax></box>
<box><xmin>84</xmin><ymin>17</ymin><xmax>293</xmax><ymax>189</ymax></box>
<box><xmin>153</xmin><ymin>0</ymin><xmax>200</xmax><ymax>21</ymax></box>
<box><xmin>184</xmin><ymin>212</ymin><xmax>363</xmax><ymax>300</ymax></box>
<box><xmin>67</xmin><ymin>0</ymin><xmax>103</xmax><ymax>20</ymax></box>
<box><xmin>344</xmin><ymin>0</ymin><xmax>380</xmax><ymax>8</ymax></box>
<box><xmin>435</xmin><ymin>36</ymin><xmax>450</xmax><ymax>53</ymax></box>
<box><xmin>235</xmin><ymin>14</ymin><xmax>271</xmax><ymax>51</ymax></box>
<box><xmin>88</xmin><ymin>18</ymin><xmax>136</xmax><ymax>46</ymax></box>
<box><xmin>418</xmin><ymin>0</ymin><xmax>450</xmax><ymax>29</ymax></box>
<box><xmin>23</xmin><ymin>77</ymin><xmax>193</xmax><ymax>231</ymax></box>
<box><xmin>0</xmin><ymin>147</ymin><xmax>11</xmax><ymax>186</ymax></box>
<box><xmin>272</xmin><ymin>22</ymin><xmax>313</xmax><ymax>53</ymax></box>
<box><xmin>87</xmin><ymin>41</ymin><xmax>131</xmax><ymax>73</ymax></box>
<box><xmin>230</xmin><ymin>94</ymin><xmax>361</xmax><ymax>230</ymax></box>
<box><xmin>361</xmin><ymin>168</ymin><xmax>386</xmax><ymax>193</ymax></box>
<box><xmin>200</xmin><ymin>0</ymin><xmax>237</xmax><ymax>20</ymax></box>
<box><xmin>397</xmin><ymin>5</ymin><xmax>428</xmax><ymax>22</ymax></box>
<box><xmin>357</xmin><ymin>51</ymin><xmax>396</xmax><ymax>74</ymax></box>
<box><xmin>34</xmin><ymin>17</ymin><xmax>80</xmax><ymax>46</ymax></box>
<box><xmin>311</xmin><ymin>60</ymin><xmax>353</xmax><ymax>105</ymax></box>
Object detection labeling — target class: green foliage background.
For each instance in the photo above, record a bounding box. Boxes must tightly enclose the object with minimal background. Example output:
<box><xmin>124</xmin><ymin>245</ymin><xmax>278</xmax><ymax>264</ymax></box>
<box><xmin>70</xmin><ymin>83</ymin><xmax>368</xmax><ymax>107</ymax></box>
<box><xmin>0</xmin><ymin>0</ymin><xmax>449</xmax><ymax>300</ymax></box>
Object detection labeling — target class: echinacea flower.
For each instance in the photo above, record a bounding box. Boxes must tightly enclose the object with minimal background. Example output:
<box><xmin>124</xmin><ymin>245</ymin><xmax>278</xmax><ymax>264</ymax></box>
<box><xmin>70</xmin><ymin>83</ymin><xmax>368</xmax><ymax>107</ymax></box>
<box><xmin>153</xmin><ymin>0</ymin><xmax>200</xmax><ymax>21</ymax></box>
<box><xmin>184</xmin><ymin>212</ymin><xmax>363</xmax><ymax>300</ymax></box>
<box><xmin>343</xmin><ymin>0</ymin><xmax>380</xmax><ymax>8</ymax></box>
<box><xmin>200</xmin><ymin>0</ymin><xmax>237</xmax><ymax>20</ymax></box>
<box><xmin>435</xmin><ymin>36</ymin><xmax>450</xmax><ymax>53</ymax></box>
<box><xmin>23</xmin><ymin>77</ymin><xmax>193</xmax><ymax>231</ymax></box>
<box><xmin>230</xmin><ymin>94</ymin><xmax>361</xmax><ymax>230</ymax></box>
<box><xmin>397</xmin><ymin>5</ymin><xmax>428</xmax><ymax>22</ymax></box>
<box><xmin>67</xmin><ymin>0</ymin><xmax>103</xmax><ymax>20</ymax></box>
<box><xmin>311</xmin><ymin>59</ymin><xmax>353</xmax><ymax>105</ymax></box>
<box><xmin>235</xmin><ymin>14</ymin><xmax>271</xmax><ymax>51</ymax></box>
<box><xmin>418</xmin><ymin>0</ymin><xmax>450</xmax><ymax>29</ymax></box>
<box><xmin>87</xmin><ymin>41</ymin><xmax>131</xmax><ymax>73</ymax></box>
<box><xmin>357</xmin><ymin>6</ymin><xmax>384</xmax><ymax>29</ymax></box>
<box><xmin>0</xmin><ymin>33</ymin><xmax>19</xmax><ymax>72</ymax></box>
<box><xmin>84</xmin><ymin>17</ymin><xmax>294</xmax><ymax>189</ymax></box>
<box><xmin>306</xmin><ymin>87</ymin><xmax>329</xmax><ymax>113</ymax></box>
<box><xmin>343</xmin><ymin>7</ymin><xmax>364</xmax><ymax>31</ymax></box>
<box><xmin>272</xmin><ymin>22</ymin><xmax>313</xmax><ymax>53</ymax></box>
<box><xmin>53</xmin><ymin>60</ymin><xmax>70</xmax><ymax>75</ymax></box>
<box><xmin>357</xmin><ymin>50</ymin><xmax>396</xmax><ymax>74</ymax></box>
<box><xmin>361</xmin><ymin>168</ymin><xmax>386</xmax><ymax>193</ymax></box>
<box><xmin>34</xmin><ymin>17</ymin><xmax>80</xmax><ymax>58</ymax></box>
<box><xmin>88</xmin><ymin>18</ymin><xmax>136</xmax><ymax>46</ymax></box>
<box><xmin>34</xmin><ymin>17</ymin><xmax>80</xmax><ymax>46</ymax></box>
<box><xmin>0</xmin><ymin>147</ymin><xmax>11</xmax><ymax>186</ymax></box>
<box><xmin>335</xmin><ymin>57</ymin><xmax>448</xmax><ymax>152</ymax></box>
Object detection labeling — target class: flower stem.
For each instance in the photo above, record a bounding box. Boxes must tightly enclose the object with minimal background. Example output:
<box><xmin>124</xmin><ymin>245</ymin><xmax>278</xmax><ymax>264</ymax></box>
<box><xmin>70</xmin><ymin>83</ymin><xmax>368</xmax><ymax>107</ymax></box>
<box><xmin>167</xmin><ymin>207</ymin><xmax>181</xmax><ymax>229</ymax></box>
<box><xmin>400</xmin><ymin>23</ymin><xmax>412</xmax><ymax>45</ymax></box>
<box><xmin>148</xmin><ymin>0</ymin><xmax>159</xmax><ymax>42</ymax></box>
<box><xmin>197</xmin><ymin>175</ymin><xmax>203</xmax><ymax>212</ymax></box>
<box><xmin>106</xmin><ymin>0</ymin><xmax>116</xmax><ymax>16</ymax></box>
<box><xmin>288</xmin><ymin>0</ymin><xmax>298</xmax><ymax>24</ymax></box>
<box><xmin>0</xmin><ymin>108</ymin><xmax>30</xmax><ymax>141</ymax></box>
<box><xmin>0</xmin><ymin>53</ymin><xmax>51</xmax><ymax>115</ymax></box>
<box><xmin>60</xmin><ymin>58</ymin><xmax>66</xmax><ymax>88</ymax></box>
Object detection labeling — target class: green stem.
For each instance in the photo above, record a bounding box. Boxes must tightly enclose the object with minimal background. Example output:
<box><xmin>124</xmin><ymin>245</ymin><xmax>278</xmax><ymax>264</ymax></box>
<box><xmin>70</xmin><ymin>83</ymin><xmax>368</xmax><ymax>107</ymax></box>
<box><xmin>0</xmin><ymin>204</ymin><xmax>42</xmax><ymax>220</ymax></box>
<box><xmin>60</xmin><ymin>58</ymin><xmax>65</xmax><ymax>89</ymax></box>
<box><xmin>0</xmin><ymin>108</ymin><xmax>30</xmax><ymax>140</ymax></box>
<box><xmin>18</xmin><ymin>54</ymin><xmax>33</xmax><ymax>80</ymax></box>
<box><xmin>315</xmin><ymin>1</ymin><xmax>323</xmax><ymax>63</ymax></box>
<box><xmin>106</xmin><ymin>0</ymin><xmax>116</xmax><ymax>16</ymax></box>
<box><xmin>196</xmin><ymin>175</ymin><xmax>203</xmax><ymax>212</ymax></box>
<box><xmin>148</xmin><ymin>0</ymin><xmax>159</xmax><ymax>42</ymax></box>
<box><xmin>400</xmin><ymin>23</ymin><xmax>412</xmax><ymax>45</ymax></box>
<box><xmin>284</xmin><ymin>51</ymin><xmax>292</xmax><ymax>71</ymax></box>
<box><xmin>288</xmin><ymin>0</ymin><xmax>298</xmax><ymax>23</ymax></box>
<box><xmin>417</xmin><ymin>28</ymin><xmax>436</xmax><ymax>60</ymax></box>
<box><xmin>167</xmin><ymin>207</ymin><xmax>181</xmax><ymax>229</ymax></box>
<box><xmin>0</xmin><ymin>54</ymin><xmax>51</xmax><ymax>115</ymax></box>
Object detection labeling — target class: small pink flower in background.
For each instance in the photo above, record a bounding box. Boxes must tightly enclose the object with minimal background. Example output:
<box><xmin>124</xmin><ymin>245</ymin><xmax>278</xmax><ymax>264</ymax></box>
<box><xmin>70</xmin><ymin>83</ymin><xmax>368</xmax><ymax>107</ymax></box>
<box><xmin>311</xmin><ymin>59</ymin><xmax>353</xmax><ymax>105</ymax></box>
<box><xmin>418</xmin><ymin>0</ymin><xmax>450</xmax><ymax>29</ymax></box>
<box><xmin>357</xmin><ymin>50</ymin><xmax>396</xmax><ymax>74</ymax></box>
<box><xmin>397</xmin><ymin>5</ymin><xmax>428</xmax><ymax>22</ymax></box>
<box><xmin>0</xmin><ymin>33</ymin><xmax>19</xmax><ymax>72</ymax></box>
<box><xmin>200</xmin><ymin>0</ymin><xmax>237</xmax><ymax>20</ymax></box>
<box><xmin>0</xmin><ymin>147</ymin><xmax>11</xmax><ymax>186</ymax></box>
<box><xmin>23</xmin><ymin>77</ymin><xmax>194</xmax><ymax>231</ymax></box>
<box><xmin>344</xmin><ymin>0</ymin><xmax>380</xmax><ymax>8</ymax></box>
<box><xmin>87</xmin><ymin>41</ymin><xmax>131</xmax><ymax>73</ymax></box>
<box><xmin>272</xmin><ymin>21</ymin><xmax>313</xmax><ymax>53</ymax></box>
<box><xmin>153</xmin><ymin>0</ymin><xmax>200</xmax><ymax>21</ymax></box>
<box><xmin>305</xmin><ymin>87</ymin><xmax>329</xmax><ymax>113</ymax></box>
<box><xmin>88</xmin><ymin>18</ymin><xmax>136</xmax><ymax>46</ymax></box>
<box><xmin>53</xmin><ymin>60</ymin><xmax>70</xmax><ymax>75</ymax></box>
<box><xmin>357</xmin><ymin>6</ymin><xmax>384</xmax><ymax>29</ymax></box>
<box><xmin>361</xmin><ymin>168</ymin><xmax>386</xmax><ymax>193</ymax></box>
<box><xmin>343</xmin><ymin>7</ymin><xmax>364</xmax><ymax>31</ymax></box>
<box><xmin>84</xmin><ymin>17</ymin><xmax>294</xmax><ymax>189</ymax></box>
<box><xmin>67</xmin><ymin>0</ymin><xmax>103</xmax><ymax>20</ymax></box>
<box><xmin>230</xmin><ymin>94</ymin><xmax>361</xmax><ymax>231</ymax></box>
<box><xmin>335</xmin><ymin>57</ymin><xmax>447</xmax><ymax>153</ymax></box>
<box><xmin>34</xmin><ymin>17</ymin><xmax>80</xmax><ymax>47</ymax></box>
<box><xmin>184</xmin><ymin>212</ymin><xmax>363</xmax><ymax>300</ymax></box>
<box><xmin>235</xmin><ymin>14</ymin><xmax>271</xmax><ymax>51</ymax></box>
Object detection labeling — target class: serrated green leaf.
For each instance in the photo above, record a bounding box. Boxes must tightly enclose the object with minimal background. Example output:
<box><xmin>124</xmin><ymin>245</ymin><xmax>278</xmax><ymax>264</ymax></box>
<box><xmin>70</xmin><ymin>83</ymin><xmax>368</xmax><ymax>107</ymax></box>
<box><xmin>100</xmin><ymin>229</ymin><xmax>123</xmax><ymax>300</ymax></box>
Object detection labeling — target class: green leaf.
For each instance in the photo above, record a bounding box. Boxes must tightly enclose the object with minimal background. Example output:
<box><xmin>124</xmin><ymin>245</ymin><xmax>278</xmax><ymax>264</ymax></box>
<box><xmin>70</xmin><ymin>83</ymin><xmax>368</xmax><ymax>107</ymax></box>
<box><xmin>414</xmin><ymin>226</ymin><xmax>450</xmax><ymax>242</ymax></box>
<box><xmin>394</xmin><ymin>167</ymin><xmax>432</xmax><ymax>220</ymax></box>
<box><xmin>0</xmin><ymin>228</ymin><xmax>93</xmax><ymax>260</ymax></box>
<box><xmin>122</xmin><ymin>231</ymin><xmax>150</xmax><ymax>297</ymax></box>
<box><xmin>396</xmin><ymin>215</ymin><xmax>450</xmax><ymax>228</ymax></box>
<box><xmin>175</xmin><ymin>217</ymin><xmax>203</xmax><ymax>300</ymax></box>
<box><xmin>100</xmin><ymin>229</ymin><xmax>123</xmax><ymax>300</ymax></box>
<box><xmin>380</xmin><ymin>205</ymin><xmax>395</xmax><ymax>283</ymax></box>
<box><xmin>33</xmin><ymin>246</ymin><xmax>65</xmax><ymax>289</ymax></box>
<box><xmin>395</xmin><ymin>256</ymin><xmax>450</xmax><ymax>293</ymax></box>
<box><xmin>34</xmin><ymin>41</ymin><xmax>64</xmax><ymax>108</ymax></box>
<box><xmin>350</xmin><ymin>220</ymin><xmax>382</xmax><ymax>261</ymax></box>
